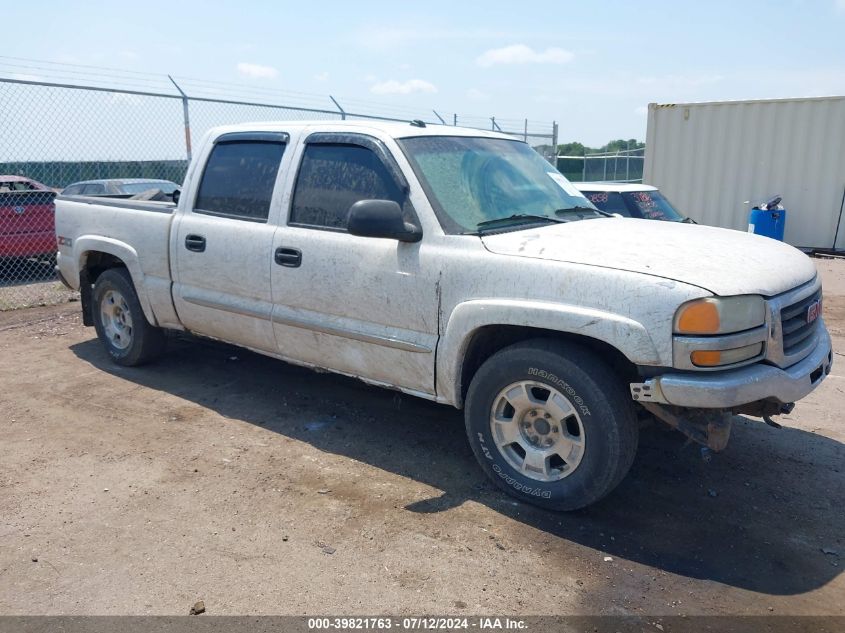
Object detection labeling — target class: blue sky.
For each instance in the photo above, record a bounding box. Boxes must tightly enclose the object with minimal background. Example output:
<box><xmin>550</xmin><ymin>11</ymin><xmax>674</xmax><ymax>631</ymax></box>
<box><xmin>3</xmin><ymin>0</ymin><xmax>845</xmax><ymax>145</ymax></box>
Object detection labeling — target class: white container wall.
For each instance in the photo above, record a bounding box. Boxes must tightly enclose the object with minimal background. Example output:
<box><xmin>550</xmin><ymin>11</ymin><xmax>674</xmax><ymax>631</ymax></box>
<box><xmin>644</xmin><ymin>96</ymin><xmax>845</xmax><ymax>250</ymax></box>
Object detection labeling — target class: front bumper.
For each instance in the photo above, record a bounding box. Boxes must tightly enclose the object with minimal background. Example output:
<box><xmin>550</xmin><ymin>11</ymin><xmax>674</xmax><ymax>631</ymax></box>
<box><xmin>631</xmin><ymin>327</ymin><xmax>833</xmax><ymax>409</ymax></box>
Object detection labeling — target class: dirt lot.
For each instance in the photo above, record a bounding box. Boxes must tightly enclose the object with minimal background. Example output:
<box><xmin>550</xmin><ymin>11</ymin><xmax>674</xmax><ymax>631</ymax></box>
<box><xmin>1</xmin><ymin>259</ymin><xmax>844</xmax><ymax>616</ymax></box>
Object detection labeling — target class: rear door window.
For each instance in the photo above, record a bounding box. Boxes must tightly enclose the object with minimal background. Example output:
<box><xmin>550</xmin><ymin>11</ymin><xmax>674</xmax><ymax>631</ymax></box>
<box><xmin>194</xmin><ymin>140</ymin><xmax>286</xmax><ymax>222</ymax></box>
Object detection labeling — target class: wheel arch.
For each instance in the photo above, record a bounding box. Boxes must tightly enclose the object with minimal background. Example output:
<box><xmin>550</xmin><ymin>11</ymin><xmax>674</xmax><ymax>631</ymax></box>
<box><xmin>75</xmin><ymin>237</ymin><xmax>156</xmax><ymax>327</ymax></box>
<box><xmin>437</xmin><ymin>299</ymin><xmax>660</xmax><ymax>408</ymax></box>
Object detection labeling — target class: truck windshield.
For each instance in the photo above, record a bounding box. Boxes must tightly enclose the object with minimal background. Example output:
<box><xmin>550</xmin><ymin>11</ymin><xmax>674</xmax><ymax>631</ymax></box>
<box><xmin>622</xmin><ymin>190</ymin><xmax>685</xmax><ymax>221</ymax></box>
<box><xmin>399</xmin><ymin>136</ymin><xmax>602</xmax><ymax>234</ymax></box>
<box><xmin>582</xmin><ymin>189</ymin><xmax>685</xmax><ymax>221</ymax></box>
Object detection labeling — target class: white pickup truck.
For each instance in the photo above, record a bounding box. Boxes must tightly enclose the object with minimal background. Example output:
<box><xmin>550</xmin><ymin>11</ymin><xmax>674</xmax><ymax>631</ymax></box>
<box><xmin>55</xmin><ymin>121</ymin><xmax>833</xmax><ymax>510</ymax></box>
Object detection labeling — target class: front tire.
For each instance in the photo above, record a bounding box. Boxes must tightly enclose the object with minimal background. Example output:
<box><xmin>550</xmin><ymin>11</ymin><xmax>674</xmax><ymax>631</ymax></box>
<box><xmin>465</xmin><ymin>339</ymin><xmax>638</xmax><ymax>511</ymax></box>
<box><xmin>92</xmin><ymin>268</ymin><xmax>165</xmax><ymax>366</ymax></box>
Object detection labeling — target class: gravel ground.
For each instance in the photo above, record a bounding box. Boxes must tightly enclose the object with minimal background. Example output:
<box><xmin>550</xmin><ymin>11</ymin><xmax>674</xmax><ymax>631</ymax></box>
<box><xmin>0</xmin><ymin>258</ymin><xmax>843</xmax><ymax>616</ymax></box>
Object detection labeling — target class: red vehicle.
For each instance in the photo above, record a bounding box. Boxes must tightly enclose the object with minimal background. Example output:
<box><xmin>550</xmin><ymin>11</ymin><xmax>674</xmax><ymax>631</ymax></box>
<box><xmin>0</xmin><ymin>176</ymin><xmax>56</xmax><ymax>260</ymax></box>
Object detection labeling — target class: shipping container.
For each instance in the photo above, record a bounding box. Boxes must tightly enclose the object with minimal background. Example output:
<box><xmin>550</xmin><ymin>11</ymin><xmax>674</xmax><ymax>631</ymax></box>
<box><xmin>644</xmin><ymin>96</ymin><xmax>845</xmax><ymax>251</ymax></box>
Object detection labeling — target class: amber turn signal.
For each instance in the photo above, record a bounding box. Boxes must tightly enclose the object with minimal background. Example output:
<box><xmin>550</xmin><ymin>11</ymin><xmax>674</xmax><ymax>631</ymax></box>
<box><xmin>691</xmin><ymin>343</ymin><xmax>763</xmax><ymax>367</ymax></box>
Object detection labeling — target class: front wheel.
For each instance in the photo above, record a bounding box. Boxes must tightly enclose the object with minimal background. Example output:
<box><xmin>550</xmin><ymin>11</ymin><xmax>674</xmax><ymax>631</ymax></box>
<box><xmin>465</xmin><ymin>339</ymin><xmax>638</xmax><ymax>511</ymax></box>
<box><xmin>92</xmin><ymin>268</ymin><xmax>165</xmax><ymax>366</ymax></box>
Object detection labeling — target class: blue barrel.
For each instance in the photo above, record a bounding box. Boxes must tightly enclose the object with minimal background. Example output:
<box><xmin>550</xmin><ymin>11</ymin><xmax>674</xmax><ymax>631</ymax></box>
<box><xmin>748</xmin><ymin>207</ymin><xmax>786</xmax><ymax>241</ymax></box>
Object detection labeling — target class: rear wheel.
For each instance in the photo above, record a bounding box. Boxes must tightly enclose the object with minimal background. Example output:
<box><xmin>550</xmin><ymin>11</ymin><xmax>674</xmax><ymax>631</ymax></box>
<box><xmin>465</xmin><ymin>339</ymin><xmax>638</xmax><ymax>510</ymax></box>
<box><xmin>92</xmin><ymin>268</ymin><xmax>165</xmax><ymax>366</ymax></box>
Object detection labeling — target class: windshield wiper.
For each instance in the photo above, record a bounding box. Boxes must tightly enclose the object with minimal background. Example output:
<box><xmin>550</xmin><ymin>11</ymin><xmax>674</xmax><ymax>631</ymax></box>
<box><xmin>555</xmin><ymin>206</ymin><xmax>613</xmax><ymax>218</ymax></box>
<box><xmin>471</xmin><ymin>214</ymin><xmax>566</xmax><ymax>234</ymax></box>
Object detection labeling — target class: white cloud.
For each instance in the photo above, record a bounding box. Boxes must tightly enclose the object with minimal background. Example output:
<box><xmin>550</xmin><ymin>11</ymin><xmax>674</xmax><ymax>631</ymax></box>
<box><xmin>837</xmin><ymin>0</ymin><xmax>845</xmax><ymax>11</ymax></box>
<box><xmin>476</xmin><ymin>44</ymin><xmax>574</xmax><ymax>67</ymax></box>
<box><xmin>119</xmin><ymin>50</ymin><xmax>139</xmax><ymax>60</ymax></box>
<box><xmin>370</xmin><ymin>79</ymin><xmax>438</xmax><ymax>95</ymax></box>
<box><xmin>236</xmin><ymin>62</ymin><xmax>279</xmax><ymax>79</ymax></box>
<box><xmin>634</xmin><ymin>105</ymin><xmax>649</xmax><ymax>116</ymax></box>
<box><xmin>313</xmin><ymin>71</ymin><xmax>330</xmax><ymax>82</ymax></box>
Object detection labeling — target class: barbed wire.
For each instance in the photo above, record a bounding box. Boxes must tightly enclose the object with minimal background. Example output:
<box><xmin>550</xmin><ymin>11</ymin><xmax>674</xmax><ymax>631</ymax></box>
<box><xmin>0</xmin><ymin>56</ymin><xmax>555</xmax><ymax>136</ymax></box>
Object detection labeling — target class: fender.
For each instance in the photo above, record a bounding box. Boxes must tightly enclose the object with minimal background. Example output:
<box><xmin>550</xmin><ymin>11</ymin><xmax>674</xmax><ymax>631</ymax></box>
<box><xmin>74</xmin><ymin>235</ymin><xmax>159</xmax><ymax>327</ymax></box>
<box><xmin>436</xmin><ymin>299</ymin><xmax>661</xmax><ymax>407</ymax></box>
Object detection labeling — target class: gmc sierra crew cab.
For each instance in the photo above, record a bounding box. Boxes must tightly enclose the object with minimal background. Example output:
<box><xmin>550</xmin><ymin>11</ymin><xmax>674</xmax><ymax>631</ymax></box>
<box><xmin>54</xmin><ymin>121</ymin><xmax>833</xmax><ymax>510</ymax></box>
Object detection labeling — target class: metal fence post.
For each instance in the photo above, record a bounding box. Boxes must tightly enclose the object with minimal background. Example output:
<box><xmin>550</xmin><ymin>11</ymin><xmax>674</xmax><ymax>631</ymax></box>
<box><xmin>453</xmin><ymin>113</ymin><xmax>458</xmax><ymax>126</ymax></box>
<box><xmin>582</xmin><ymin>148</ymin><xmax>587</xmax><ymax>181</ymax></box>
<box><xmin>168</xmin><ymin>75</ymin><xmax>192</xmax><ymax>162</ymax></box>
<box><xmin>551</xmin><ymin>121</ymin><xmax>558</xmax><ymax>166</ymax></box>
<box><xmin>523</xmin><ymin>119</ymin><xmax>528</xmax><ymax>142</ymax></box>
<box><xmin>329</xmin><ymin>95</ymin><xmax>346</xmax><ymax>120</ymax></box>
<box><xmin>432</xmin><ymin>110</ymin><xmax>446</xmax><ymax>125</ymax></box>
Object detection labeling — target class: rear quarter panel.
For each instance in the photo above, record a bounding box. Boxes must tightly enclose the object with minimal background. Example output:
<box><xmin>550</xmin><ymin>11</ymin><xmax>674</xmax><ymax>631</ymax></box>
<box><xmin>56</xmin><ymin>197</ymin><xmax>179</xmax><ymax>328</ymax></box>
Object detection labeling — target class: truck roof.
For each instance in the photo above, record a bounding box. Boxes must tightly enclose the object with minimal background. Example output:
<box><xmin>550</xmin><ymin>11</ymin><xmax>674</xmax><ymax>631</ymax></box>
<box><xmin>208</xmin><ymin>119</ymin><xmax>520</xmax><ymax>141</ymax></box>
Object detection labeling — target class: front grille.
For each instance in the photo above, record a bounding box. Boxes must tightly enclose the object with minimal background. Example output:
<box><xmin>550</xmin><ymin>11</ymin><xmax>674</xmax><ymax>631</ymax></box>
<box><xmin>780</xmin><ymin>289</ymin><xmax>822</xmax><ymax>357</ymax></box>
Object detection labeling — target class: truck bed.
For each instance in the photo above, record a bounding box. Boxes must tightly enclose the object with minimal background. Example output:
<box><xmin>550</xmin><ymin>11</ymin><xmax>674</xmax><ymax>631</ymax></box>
<box><xmin>55</xmin><ymin>195</ymin><xmax>176</xmax><ymax>214</ymax></box>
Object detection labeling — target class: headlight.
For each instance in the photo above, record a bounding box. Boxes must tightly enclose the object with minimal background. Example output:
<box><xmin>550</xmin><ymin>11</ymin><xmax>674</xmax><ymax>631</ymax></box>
<box><xmin>674</xmin><ymin>296</ymin><xmax>766</xmax><ymax>335</ymax></box>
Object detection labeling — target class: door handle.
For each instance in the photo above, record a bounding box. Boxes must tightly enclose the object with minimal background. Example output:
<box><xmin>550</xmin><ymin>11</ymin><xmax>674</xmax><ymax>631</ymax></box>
<box><xmin>185</xmin><ymin>234</ymin><xmax>206</xmax><ymax>252</ymax></box>
<box><xmin>274</xmin><ymin>247</ymin><xmax>302</xmax><ymax>268</ymax></box>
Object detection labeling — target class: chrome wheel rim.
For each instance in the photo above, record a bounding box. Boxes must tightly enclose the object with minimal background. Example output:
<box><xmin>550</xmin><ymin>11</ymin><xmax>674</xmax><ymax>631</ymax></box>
<box><xmin>100</xmin><ymin>289</ymin><xmax>133</xmax><ymax>350</ymax></box>
<box><xmin>489</xmin><ymin>380</ymin><xmax>585</xmax><ymax>482</ymax></box>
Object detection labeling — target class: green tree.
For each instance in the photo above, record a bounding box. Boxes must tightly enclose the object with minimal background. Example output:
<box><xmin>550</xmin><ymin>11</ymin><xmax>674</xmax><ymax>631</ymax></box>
<box><xmin>556</xmin><ymin>141</ymin><xmax>587</xmax><ymax>156</ymax></box>
<box><xmin>556</xmin><ymin>139</ymin><xmax>645</xmax><ymax>155</ymax></box>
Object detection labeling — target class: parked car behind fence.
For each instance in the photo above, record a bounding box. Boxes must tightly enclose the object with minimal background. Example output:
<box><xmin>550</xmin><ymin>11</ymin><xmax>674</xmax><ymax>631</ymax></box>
<box><xmin>62</xmin><ymin>178</ymin><xmax>179</xmax><ymax>200</ymax></box>
<box><xmin>0</xmin><ymin>175</ymin><xmax>56</xmax><ymax>262</ymax></box>
<box><xmin>574</xmin><ymin>183</ymin><xmax>692</xmax><ymax>223</ymax></box>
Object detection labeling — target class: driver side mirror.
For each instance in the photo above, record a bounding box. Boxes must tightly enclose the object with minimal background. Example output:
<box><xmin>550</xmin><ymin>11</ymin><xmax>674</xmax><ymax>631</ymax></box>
<box><xmin>347</xmin><ymin>199</ymin><xmax>422</xmax><ymax>243</ymax></box>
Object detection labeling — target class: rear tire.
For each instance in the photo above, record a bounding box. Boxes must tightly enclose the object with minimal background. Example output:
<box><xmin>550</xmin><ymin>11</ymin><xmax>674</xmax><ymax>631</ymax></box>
<box><xmin>465</xmin><ymin>339</ymin><xmax>638</xmax><ymax>511</ymax></box>
<box><xmin>92</xmin><ymin>268</ymin><xmax>165</xmax><ymax>366</ymax></box>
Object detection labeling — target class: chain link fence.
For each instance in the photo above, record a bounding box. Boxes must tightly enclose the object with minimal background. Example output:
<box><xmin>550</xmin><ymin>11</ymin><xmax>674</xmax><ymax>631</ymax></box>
<box><xmin>557</xmin><ymin>147</ymin><xmax>645</xmax><ymax>184</ymax></box>
<box><xmin>0</xmin><ymin>76</ymin><xmax>556</xmax><ymax>310</ymax></box>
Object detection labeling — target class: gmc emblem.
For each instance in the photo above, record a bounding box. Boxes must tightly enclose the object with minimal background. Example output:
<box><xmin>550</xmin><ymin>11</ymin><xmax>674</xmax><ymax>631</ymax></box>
<box><xmin>806</xmin><ymin>299</ymin><xmax>821</xmax><ymax>325</ymax></box>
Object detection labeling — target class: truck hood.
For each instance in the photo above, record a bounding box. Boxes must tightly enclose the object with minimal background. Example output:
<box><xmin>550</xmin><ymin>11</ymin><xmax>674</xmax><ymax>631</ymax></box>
<box><xmin>480</xmin><ymin>218</ymin><xmax>816</xmax><ymax>297</ymax></box>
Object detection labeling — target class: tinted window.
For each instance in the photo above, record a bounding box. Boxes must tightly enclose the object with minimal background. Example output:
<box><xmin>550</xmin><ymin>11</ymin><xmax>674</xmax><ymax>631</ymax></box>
<box><xmin>290</xmin><ymin>144</ymin><xmax>404</xmax><ymax>230</ymax></box>
<box><xmin>62</xmin><ymin>185</ymin><xmax>82</xmax><ymax>195</ymax></box>
<box><xmin>194</xmin><ymin>141</ymin><xmax>285</xmax><ymax>222</ymax></box>
<box><xmin>82</xmin><ymin>183</ymin><xmax>106</xmax><ymax>195</ymax></box>
<box><xmin>581</xmin><ymin>191</ymin><xmax>632</xmax><ymax>216</ymax></box>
